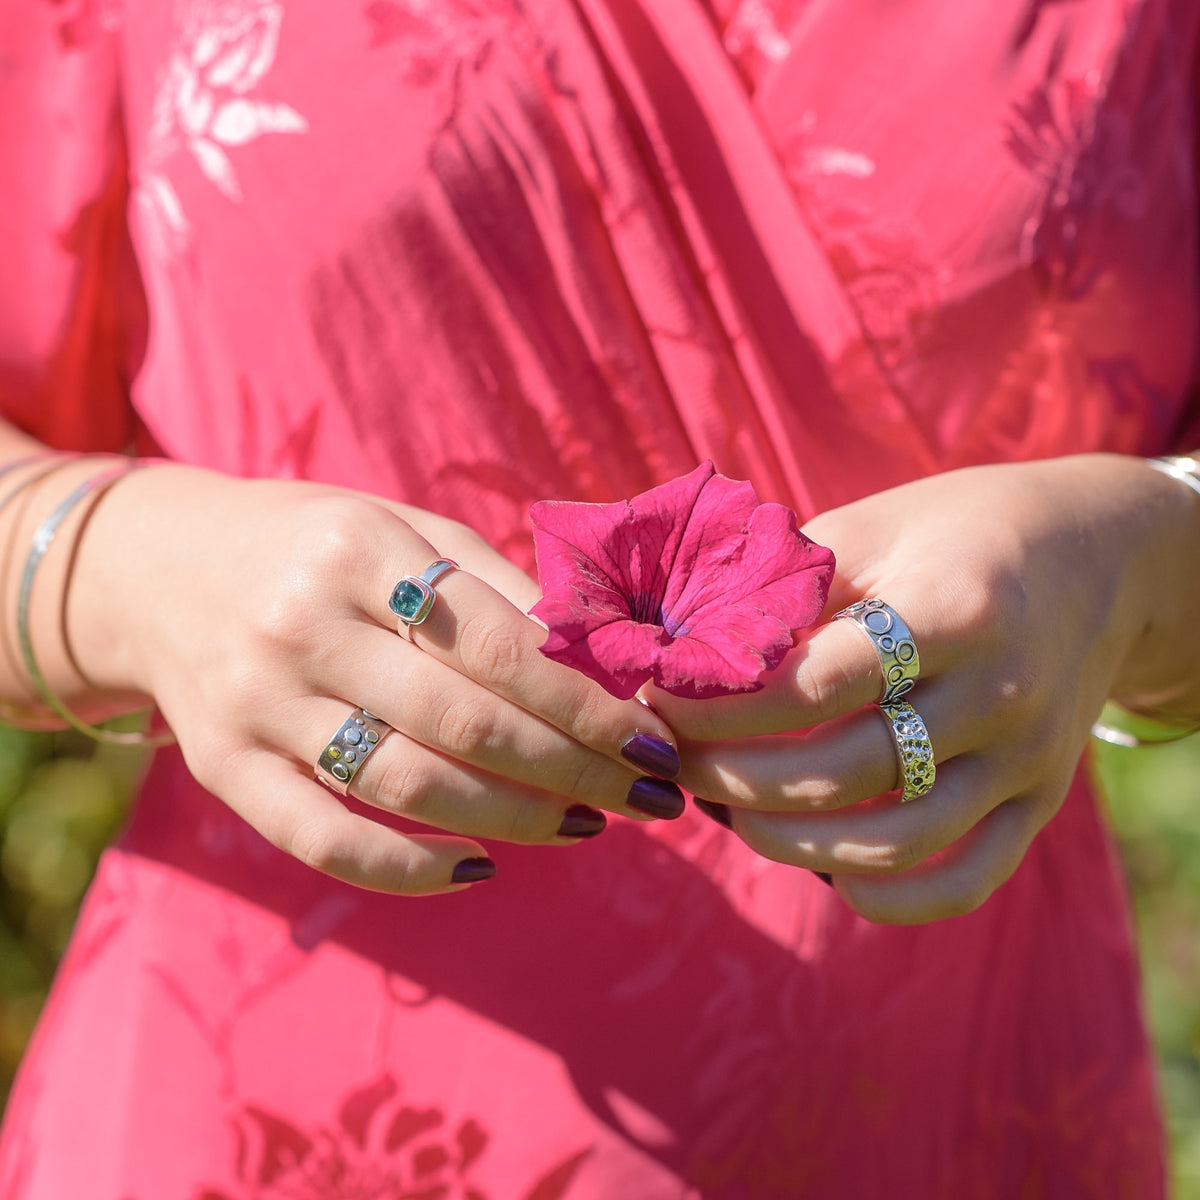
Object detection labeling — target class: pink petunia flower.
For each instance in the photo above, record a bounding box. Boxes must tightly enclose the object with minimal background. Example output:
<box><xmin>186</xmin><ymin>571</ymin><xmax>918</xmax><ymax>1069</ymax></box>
<box><xmin>530</xmin><ymin>462</ymin><xmax>835</xmax><ymax>700</ymax></box>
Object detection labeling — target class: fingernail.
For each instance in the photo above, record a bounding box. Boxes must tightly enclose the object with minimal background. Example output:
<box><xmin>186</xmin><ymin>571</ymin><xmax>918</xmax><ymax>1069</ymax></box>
<box><xmin>557</xmin><ymin>804</ymin><xmax>607</xmax><ymax>839</ymax></box>
<box><xmin>451</xmin><ymin>856</ymin><xmax>497</xmax><ymax>884</ymax></box>
<box><xmin>692</xmin><ymin>797</ymin><xmax>733</xmax><ymax>829</ymax></box>
<box><xmin>621</xmin><ymin>733</ymin><xmax>680</xmax><ymax>780</ymax></box>
<box><xmin>812</xmin><ymin>871</ymin><xmax>833</xmax><ymax>888</ymax></box>
<box><xmin>626</xmin><ymin>777</ymin><xmax>686</xmax><ymax>820</ymax></box>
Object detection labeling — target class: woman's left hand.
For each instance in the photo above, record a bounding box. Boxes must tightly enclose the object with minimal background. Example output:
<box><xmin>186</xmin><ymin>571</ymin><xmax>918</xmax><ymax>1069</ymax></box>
<box><xmin>647</xmin><ymin>454</ymin><xmax>1200</xmax><ymax>924</ymax></box>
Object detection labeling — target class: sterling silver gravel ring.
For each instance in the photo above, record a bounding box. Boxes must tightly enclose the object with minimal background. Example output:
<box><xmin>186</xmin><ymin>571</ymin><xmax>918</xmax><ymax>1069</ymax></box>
<box><xmin>316</xmin><ymin>707</ymin><xmax>393</xmax><ymax>795</ymax></box>
<box><xmin>835</xmin><ymin>598</ymin><xmax>921</xmax><ymax>704</ymax></box>
<box><xmin>389</xmin><ymin>558</ymin><xmax>459</xmax><ymax>640</ymax></box>
<box><xmin>879</xmin><ymin>699</ymin><xmax>936</xmax><ymax>803</ymax></box>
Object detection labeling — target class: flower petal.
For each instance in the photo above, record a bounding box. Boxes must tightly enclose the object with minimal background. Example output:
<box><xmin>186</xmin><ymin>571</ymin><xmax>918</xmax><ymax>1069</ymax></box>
<box><xmin>531</xmin><ymin>463</ymin><xmax>834</xmax><ymax>698</ymax></box>
<box><xmin>538</xmin><ymin>616</ymin><xmax>662</xmax><ymax>700</ymax></box>
<box><xmin>531</xmin><ymin>462</ymin><xmax>716</xmax><ymax>626</ymax></box>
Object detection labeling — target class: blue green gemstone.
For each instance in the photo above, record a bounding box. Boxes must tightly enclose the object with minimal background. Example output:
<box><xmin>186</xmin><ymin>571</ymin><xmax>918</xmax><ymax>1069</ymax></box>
<box><xmin>389</xmin><ymin>578</ymin><xmax>433</xmax><ymax>623</ymax></box>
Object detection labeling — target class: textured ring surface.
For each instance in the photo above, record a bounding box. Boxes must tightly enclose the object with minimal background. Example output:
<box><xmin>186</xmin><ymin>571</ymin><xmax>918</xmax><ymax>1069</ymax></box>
<box><xmin>389</xmin><ymin>558</ymin><xmax>459</xmax><ymax>640</ymax></box>
<box><xmin>316</xmin><ymin>707</ymin><xmax>392</xmax><ymax>795</ymax></box>
<box><xmin>879</xmin><ymin>699</ymin><xmax>936</xmax><ymax>803</ymax></box>
<box><xmin>835</xmin><ymin>598</ymin><xmax>921</xmax><ymax>703</ymax></box>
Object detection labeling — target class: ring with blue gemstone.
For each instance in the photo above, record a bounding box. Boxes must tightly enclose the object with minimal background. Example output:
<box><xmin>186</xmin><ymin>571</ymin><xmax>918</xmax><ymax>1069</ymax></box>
<box><xmin>389</xmin><ymin>558</ymin><xmax>459</xmax><ymax>638</ymax></box>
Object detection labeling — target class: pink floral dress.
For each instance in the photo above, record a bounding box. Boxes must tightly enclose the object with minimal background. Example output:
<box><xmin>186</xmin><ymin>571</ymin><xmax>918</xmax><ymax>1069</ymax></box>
<box><xmin>1</xmin><ymin>0</ymin><xmax>1198</xmax><ymax>1196</ymax></box>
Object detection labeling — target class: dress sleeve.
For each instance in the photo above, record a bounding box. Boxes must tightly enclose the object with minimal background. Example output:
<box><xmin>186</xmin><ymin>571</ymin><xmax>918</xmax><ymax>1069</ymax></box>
<box><xmin>0</xmin><ymin>3</ymin><xmax>145</xmax><ymax>452</ymax></box>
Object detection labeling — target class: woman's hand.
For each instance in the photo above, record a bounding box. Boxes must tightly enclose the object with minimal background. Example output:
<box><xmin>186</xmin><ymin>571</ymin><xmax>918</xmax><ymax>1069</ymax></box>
<box><xmin>647</xmin><ymin>454</ymin><xmax>1200</xmax><ymax>925</ymax></box>
<box><xmin>54</xmin><ymin>464</ymin><xmax>685</xmax><ymax>895</ymax></box>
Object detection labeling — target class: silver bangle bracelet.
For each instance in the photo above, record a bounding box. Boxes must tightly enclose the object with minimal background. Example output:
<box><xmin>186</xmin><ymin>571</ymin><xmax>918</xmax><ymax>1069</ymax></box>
<box><xmin>15</xmin><ymin>460</ymin><xmax>175</xmax><ymax>748</ymax></box>
<box><xmin>1091</xmin><ymin>700</ymin><xmax>1199</xmax><ymax>749</ymax></box>
<box><xmin>0</xmin><ymin>455</ymin><xmax>93</xmax><ymax>730</ymax></box>
<box><xmin>1146</xmin><ymin>454</ymin><xmax>1200</xmax><ymax>502</ymax></box>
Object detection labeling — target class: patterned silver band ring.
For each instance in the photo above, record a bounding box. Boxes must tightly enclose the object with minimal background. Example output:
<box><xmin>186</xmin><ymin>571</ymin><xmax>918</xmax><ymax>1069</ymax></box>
<box><xmin>879</xmin><ymin>700</ymin><xmax>936</xmax><ymax>803</ymax></box>
<box><xmin>834</xmin><ymin>598</ymin><xmax>921</xmax><ymax>704</ymax></box>
<box><xmin>389</xmin><ymin>558</ymin><xmax>459</xmax><ymax>640</ymax></box>
<box><xmin>315</xmin><ymin>707</ymin><xmax>393</xmax><ymax>795</ymax></box>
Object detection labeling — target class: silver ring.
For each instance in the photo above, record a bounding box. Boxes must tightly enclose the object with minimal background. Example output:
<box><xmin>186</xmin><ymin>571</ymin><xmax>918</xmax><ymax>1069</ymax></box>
<box><xmin>879</xmin><ymin>700</ymin><xmax>935</xmax><ymax>802</ymax></box>
<box><xmin>389</xmin><ymin>558</ymin><xmax>458</xmax><ymax>640</ymax></box>
<box><xmin>835</xmin><ymin>598</ymin><xmax>920</xmax><ymax>703</ymax></box>
<box><xmin>316</xmin><ymin>707</ymin><xmax>392</xmax><ymax>795</ymax></box>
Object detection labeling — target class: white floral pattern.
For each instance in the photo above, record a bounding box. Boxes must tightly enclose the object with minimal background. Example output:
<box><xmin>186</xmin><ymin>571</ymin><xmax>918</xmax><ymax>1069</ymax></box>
<box><xmin>136</xmin><ymin>0</ymin><xmax>308</xmax><ymax>258</ymax></box>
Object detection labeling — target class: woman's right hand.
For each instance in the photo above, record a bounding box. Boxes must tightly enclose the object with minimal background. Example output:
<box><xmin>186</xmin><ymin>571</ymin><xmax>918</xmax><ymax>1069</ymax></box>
<box><xmin>52</xmin><ymin>462</ymin><xmax>684</xmax><ymax>894</ymax></box>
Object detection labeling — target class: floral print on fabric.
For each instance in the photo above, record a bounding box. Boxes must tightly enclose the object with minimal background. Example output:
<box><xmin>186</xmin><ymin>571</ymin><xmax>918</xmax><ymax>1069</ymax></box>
<box><xmin>194</xmin><ymin>1074</ymin><xmax>591</xmax><ymax>1200</ymax></box>
<box><xmin>136</xmin><ymin>0</ymin><xmax>308</xmax><ymax>259</ymax></box>
<box><xmin>1005</xmin><ymin>75</ymin><xmax>1148</xmax><ymax>300</ymax></box>
<box><xmin>0</xmin><ymin>0</ymin><xmax>1194</xmax><ymax>1195</ymax></box>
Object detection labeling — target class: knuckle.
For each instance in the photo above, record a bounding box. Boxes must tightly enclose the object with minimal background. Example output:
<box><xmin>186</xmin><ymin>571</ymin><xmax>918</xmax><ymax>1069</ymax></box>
<box><xmin>249</xmin><ymin>583</ymin><xmax>321</xmax><ymax>652</ymax></box>
<box><xmin>504</xmin><ymin>802</ymin><xmax>554</xmax><ymax>845</ymax></box>
<box><xmin>654</xmin><ymin>695</ymin><xmax>726</xmax><ymax>743</ymax></box>
<box><xmin>288</xmin><ymin>818</ymin><xmax>342</xmax><ymax>877</ymax></box>
<box><xmin>457</xmin><ymin>610</ymin><xmax>527</xmax><ymax>687</ymax></box>
<box><xmin>557</xmin><ymin>685</ymin><xmax>610</xmax><ymax>750</ymax></box>
<box><xmin>798</xmin><ymin>757</ymin><xmax>881</xmax><ymax>810</ymax></box>
<box><xmin>384</xmin><ymin>855</ymin><xmax>414</xmax><ymax>895</ymax></box>
<box><xmin>556</xmin><ymin>754</ymin><xmax>609</xmax><ymax>803</ymax></box>
<box><xmin>863</xmin><ymin>838</ymin><xmax>923</xmax><ymax>874</ymax></box>
<box><xmin>371</xmin><ymin>753</ymin><xmax>433</xmax><ymax>818</ymax></box>
<box><xmin>953</xmin><ymin>570</ymin><xmax>1027</xmax><ymax>644</ymax></box>
<box><xmin>798</xmin><ymin>775</ymin><xmax>850</xmax><ymax>811</ymax></box>
<box><xmin>300</xmin><ymin>496</ymin><xmax>383</xmax><ymax>576</ymax></box>
<box><xmin>435</xmin><ymin>699</ymin><xmax>500</xmax><ymax>759</ymax></box>
<box><xmin>794</xmin><ymin>655</ymin><xmax>865</xmax><ymax>725</ymax></box>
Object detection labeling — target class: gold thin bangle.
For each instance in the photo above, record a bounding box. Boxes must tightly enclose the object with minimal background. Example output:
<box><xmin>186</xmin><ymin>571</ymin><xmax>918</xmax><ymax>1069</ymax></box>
<box><xmin>15</xmin><ymin>460</ymin><xmax>175</xmax><ymax>748</ymax></box>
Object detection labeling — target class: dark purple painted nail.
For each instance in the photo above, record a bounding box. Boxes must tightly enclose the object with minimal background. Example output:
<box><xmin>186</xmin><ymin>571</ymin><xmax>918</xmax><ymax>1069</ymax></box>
<box><xmin>812</xmin><ymin>871</ymin><xmax>834</xmax><ymax>888</ymax></box>
<box><xmin>557</xmin><ymin>804</ymin><xmax>607</xmax><ymax>839</ymax></box>
<box><xmin>692</xmin><ymin>797</ymin><xmax>734</xmax><ymax>829</ymax></box>
<box><xmin>451</xmin><ymin>856</ymin><xmax>497</xmax><ymax>884</ymax></box>
<box><xmin>621</xmin><ymin>733</ymin><xmax>681</xmax><ymax>780</ymax></box>
<box><xmin>626</xmin><ymin>777</ymin><xmax>686</xmax><ymax>820</ymax></box>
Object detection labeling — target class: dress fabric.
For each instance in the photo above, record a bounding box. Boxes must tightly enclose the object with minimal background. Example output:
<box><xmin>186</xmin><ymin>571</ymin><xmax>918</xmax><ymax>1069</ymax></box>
<box><xmin>1</xmin><ymin>0</ymin><xmax>1198</xmax><ymax>1196</ymax></box>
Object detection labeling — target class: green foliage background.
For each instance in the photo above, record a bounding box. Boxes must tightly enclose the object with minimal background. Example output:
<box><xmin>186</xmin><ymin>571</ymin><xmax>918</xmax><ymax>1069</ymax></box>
<box><xmin>0</xmin><ymin>730</ymin><xmax>1196</xmax><ymax>1189</ymax></box>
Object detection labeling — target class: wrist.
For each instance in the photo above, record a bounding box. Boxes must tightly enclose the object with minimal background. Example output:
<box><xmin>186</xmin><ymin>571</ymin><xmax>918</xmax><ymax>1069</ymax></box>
<box><xmin>62</xmin><ymin>460</ymin><xmax>229</xmax><ymax>703</ymax></box>
<box><xmin>1104</xmin><ymin>452</ymin><xmax>1200</xmax><ymax>722</ymax></box>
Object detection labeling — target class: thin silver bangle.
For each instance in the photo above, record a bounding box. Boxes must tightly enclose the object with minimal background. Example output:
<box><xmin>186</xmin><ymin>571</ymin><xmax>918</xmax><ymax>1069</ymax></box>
<box><xmin>0</xmin><ymin>455</ymin><xmax>91</xmax><ymax>730</ymax></box>
<box><xmin>16</xmin><ymin>460</ymin><xmax>175</xmax><ymax>748</ymax></box>
<box><xmin>1146</xmin><ymin>454</ymin><xmax>1200</xmax><ymax>501</ymax></box>
<box><xmin>1090</xmin><ymin>454</ymin><xmax>1200</xmax><ymax>748</ymax></box>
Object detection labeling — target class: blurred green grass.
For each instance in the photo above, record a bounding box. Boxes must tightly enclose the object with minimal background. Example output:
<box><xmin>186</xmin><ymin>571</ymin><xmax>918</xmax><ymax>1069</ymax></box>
<box><xmin>1094</xmin><ymin>735</ymin><xmax>1200</xmax><ymax>1197</ymax></box>
<box><xmin>0</xmin><ymin>729</ymin><xmax>1196</xmax><ymax>1191</ymax></box>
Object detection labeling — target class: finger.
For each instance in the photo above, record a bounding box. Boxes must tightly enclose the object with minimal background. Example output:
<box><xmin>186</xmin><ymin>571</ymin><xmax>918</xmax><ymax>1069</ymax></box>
<box><xmin>729</xmin><ymin>754</ymin><xmax>1002</xmax><ymax>874</ymax></box>
<box><xmin>372</xmin><ymin>498</ymin><xmax>543</xmax><ymax>613</ymax></box>
<box><xmin>293</xmin><ymin>696</ymin><xmax>612</xmax><ymax>842</ymax></box>
<box><xmin>650</xmin><ymin>613</ymin><xmax>950</xmax><ymax>742</ymax></box>
<box><xmin>316</xmin><ymin>626</ymin><xmax>679</xmax><ymax>820</ymax></box>
<box><xmin>680</xmin><ymin>676</ymin><xmax>974</xmax><ymax>811</ymax></box>
<box><xmin>831</xmin><ymin>793</ymin><xmax>1051</xmax><ymax>925</ymax></box>
<box><xmin>356</xmin><ymin>544</ymin><xmax>683</xmax><ymax>781</ymax></box>
<box><xmin>220</xmin><ymin>748</ymin><xmax>496</xmax><ymax>894</ymax></box>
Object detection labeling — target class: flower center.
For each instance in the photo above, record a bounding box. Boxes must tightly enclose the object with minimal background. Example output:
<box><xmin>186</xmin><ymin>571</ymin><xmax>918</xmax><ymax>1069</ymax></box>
<box><xmin>627</xmin><ymin>591</ymin><xmax>688</xmax><ymax>637</ymax></box>
<box><xmin>627</xmin><ymin>591</ymin><xmax>665</xmax><ymax>626</ymax></box>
